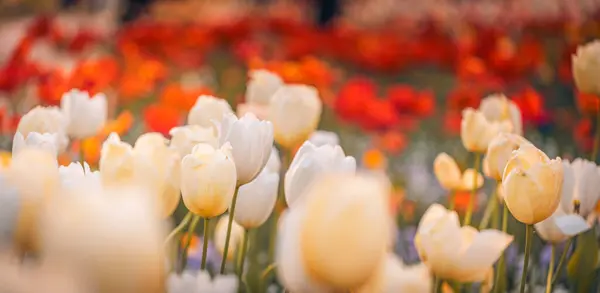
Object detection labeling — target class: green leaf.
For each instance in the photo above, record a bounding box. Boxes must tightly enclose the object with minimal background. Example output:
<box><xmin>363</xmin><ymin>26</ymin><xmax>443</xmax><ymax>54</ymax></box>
<box><xmin>567</xmin><ymin>229</ymin><xmax>599</xmax><ymax>293</ymax></box>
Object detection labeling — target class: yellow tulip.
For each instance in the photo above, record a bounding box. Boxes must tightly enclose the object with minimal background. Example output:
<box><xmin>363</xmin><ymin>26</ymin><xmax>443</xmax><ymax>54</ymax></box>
<box><xmin>485</xmin><ymin>133</ymin><xmax>532</xmax><ymax>181</ymax></box>
<box><xmin>433</xmin><ymin>153</ymin><xmax>483</xmax><ymax>191</ymax></box>
<box><xmin>460</xmin><ymin>108</ymin><xmax>512</xmax><ymax>153</ymax></box>
<box><xmin>572</xmin><ymin>40</ymin><xmax>600</xmax><ymax>95</ymax></box>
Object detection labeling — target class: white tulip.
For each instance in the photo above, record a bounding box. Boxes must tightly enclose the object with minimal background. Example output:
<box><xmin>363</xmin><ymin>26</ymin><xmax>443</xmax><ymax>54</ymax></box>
<box><xmin>61</xmin><ymin>89</ymin><xmax>107</xmax><ymax>139</ymax></box>
<box><xmin>187</xmin><ymin>95</ymin><xmax>233</xmax><ymax>128</ymax></box>
<box><xmin>309</xmin><ymin>130</ymin><xmax>340</xmax><ymax>147</ymax></box>
<box><xmin>234</xmin><ymin>168</ymin><xmax>279</xmax><ymax>229</ymax></box>
<box><xmin>40</xmin><ymin>187</ymin><xmax>167</xmax><ymax>293</ymax></box>
<box><xmin>99</xmin><ymin>133</ymin><xmax>135</xmax><ymax>187</ymax></box>
<box><xmin>485</xmin><ymin>133</ymin><xmax>532</xmax><ymax>181</ymax></box>
<box><xmin>12</xmin><ymin>131</ymin><xmax>58</xmax><ymax>156</ymax></box>
<box><xmin>460</xmin><ymin>107</ymin><xmax>512</xmax><ymax>153</ymax></box>
<box><xmin>167</xmin><ymin>271</ymin><xmax>237</xmax><ymax>293</ymax></box>
<box><xmin>217</xmin><ymin>113</ymin><xmax>273</xmax><ymax>185</ymax></box>
<box><xmin>264</xmin><ymin>147</ymin><xmax>281</xmax><ymax>173</ymax></box>
<box><xmin>269</xmin><ymin>84</ymin><xmax>323</xmax><ymax>149</ymax></box>
<box><xmin>245</xmin><ymin>69</ymin><xmax>284</xmax><ymax>105</ymax></box>
<box><xmin>479</xmin><ymin>94</ymin><xmax>523</xmax><ymax>135</ymax></box>
<box><xmin>169</xmin><ymin>125</ymin><xmax>218</xmax><ymax>158</ymax></box>
<box><xmin>59</xmin><ymin>162</ymin><xmax>101</xmax><ymax>192</ymax></box>
<box><xmin>17</xmin><ymin>106</ymin><xmax>69</xmax><ymax>152</ymax></box>
<box><xmin>181</xmin><ymin>143</ymin><xmax>237</xmax><ymax>218</ymax></box>
<box><xmin>534</xmin><ymin>209</ymin><xmax>589</xmax><ymax>244</ymax></box>
<box><xmin>236</xmin><ymin>103</ymin><xmax>269</xmax><ymax>120</ymax></box>
<box><xmin>132</xmin><ymin>133</ymin><xmax>182</xmax><ymax>218</ymax></box>
<box><xmin>415</xmin><ymin>204</ymin><xmax>513</xmax><ymax>283</ymax></box>
<box><xmin>572</xmin><ymin>40</ymin><xmax>600</xmax><ymax>95</ymax></box>
<box><xmin>214</xmin><ymin>215</ymin><xmax>245</xmax><ymax>261</ymax></box>
<box><xmin>356</xmin><ymin>254</ymin><xmax>431</xmax><ymax>293</ymax></box>
<box><xmin>285</xmin><ymin>141</ymin><xmax>356</xmax><ymax>208</ymax></box>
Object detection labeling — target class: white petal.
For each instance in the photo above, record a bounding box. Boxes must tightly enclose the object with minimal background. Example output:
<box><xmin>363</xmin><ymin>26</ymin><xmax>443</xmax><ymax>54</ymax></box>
<box><xmin>554</xmin><ymin>214</ymin><xmax>591</xmax><ymax>236</ymax></box>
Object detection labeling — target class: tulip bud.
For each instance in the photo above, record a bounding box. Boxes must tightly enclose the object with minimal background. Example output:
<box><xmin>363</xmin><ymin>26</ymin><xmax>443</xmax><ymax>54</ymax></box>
<box><xmin>433</xmin><ymin>153</ymin><xmax>484</xmax><ymax>191</ymax></box>
<box><xmin>479</xmin><ymin>94</ymin><xmax>523</xmax><ymax>135</ymax></box>
<box><xmin>502</xmin><ymin>145</ymin><xmax>563</xmax><ymax>224</ymax></box>
<box><xmin>17</xmin><ymin>106</ymin><xmax>69</xmax><ymax>153</ymax></box>
<box><xmin>12</xmin><ymin>131</ymin><xmax>59</xmax><ymax>156</ymax></box>
<box><xmin>460</xmin><ymin>108</ymin><xmax>512</xmax><ymax>153</ymax></box>
<box><xmin>133</xmin><ymin>133</ymin><xmax>181</xmax><ymax>218</ymax></box>
<box><xmin>234</xmin><ymin>168</ymin><xmax>279</xmax><ymax>229</ymax></box>
<box><xmin>245</xmin><ymin>70</ymin><xmax>283</xmax><ymax>105</ymax></box>
<box><xmin>485</xmin><ymin>133</ymin><xmax>532</xmax><ymax>181</ymax></box>
<box><xmin>61</xmin><ymin>89</ymin><xmax>108</xmax><ymax>139</ymax></box>
<box><xmin>59</xmin><ymin>162</ymin><xmax>102</xmax><ymax>192</ymax></box>
<box><xmin>217</xmin><ymin>113</ymin><xmax>273</xmax><ymax>185</ymax></box>
<box><xmin>181</xmin><ymin>143</ymin><xmax>237</xmax><ymax>218</ymax></box>
<box><xmin>285</xmin><ymin>141</ymin><xmax>356</xmax><ymax>208</ymax></box>
<box><xmin>187</xmin><ymin>95</ymin><xmax>233</xmax><ymax>128</ymax></box>
<box><xmin>269</xmin><ymin>84</ymin><xmax>322</xmax><ymax>149</ymax></box>
<box><xmin>572</xmin><ymin>40</ymin><xmax>600</xmax><ymax>95</ymax></box>
<box><xmin>264</xmin><ymin>147</ymin><xmax>281</xmax><ymax>173</ymax></box>
<box><xmin>214</xmin><ymin>214</ymin><xmax>244</xmax><ymax>261</ymax></box>
<box><xmin>99</xmin><ymin>133</ymin><xmax>135</xmax><ymax>187</ymax></box>
<box><xmin>309</xmin><ymin>130</ymin><xmax>340</xmax><ymax>147</ymax></box>
<box><xmin>169</xmin><ymin>125</ymin><xmax>218</xmax><ymax>158</ymax></box>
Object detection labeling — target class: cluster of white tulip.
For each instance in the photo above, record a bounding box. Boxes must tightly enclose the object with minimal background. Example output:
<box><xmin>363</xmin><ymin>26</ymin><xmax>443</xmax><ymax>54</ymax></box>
<box><xmin>426</xmin><ymin>40</ymin><xmax>600</xmax><ymax>293</ymax></box>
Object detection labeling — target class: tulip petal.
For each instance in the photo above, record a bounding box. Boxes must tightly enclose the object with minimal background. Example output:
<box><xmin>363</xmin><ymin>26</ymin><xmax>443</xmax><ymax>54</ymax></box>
<box><xmin>554</xmin><ymin>215</ymin><xmax>591</xmax><ymax>236</ymax></box>
<box><xmin>457</xmin><ymin>230</ymin><xmax>513</xmax><ymax>282</ymax></box>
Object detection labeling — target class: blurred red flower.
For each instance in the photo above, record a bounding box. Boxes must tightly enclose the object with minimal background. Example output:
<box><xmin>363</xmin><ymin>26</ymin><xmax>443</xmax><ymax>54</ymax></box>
<box><xmin>143</xmin><ymin>103</ymin><xmax>181</xmax><ymax>136</ymax></box>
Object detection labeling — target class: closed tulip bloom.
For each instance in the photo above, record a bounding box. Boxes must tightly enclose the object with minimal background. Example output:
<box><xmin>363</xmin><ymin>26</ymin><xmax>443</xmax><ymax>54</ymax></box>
<box><xmin>245</xmin><ymin>69</ymin><xmax>284</xmax><ymax>105</ymax></box>
<box><xmin>433</xmin><ymin>153</ymin><xmax>484</xmax><ymax>191</ymax></box>
<box><xmin>356</xmin><ymin>254</ymin><xmax>431</xmax><ymax>293</ymax></box>
<box><xmin>5</xmin><ymin>148</ymin><xmax>60</xmax><ymax>252</ymax></box>
<box><xmin>269</xmin><ymin>84</ymin><xmax>322</xmax><ymax>149</ymax></box>
<box><xmin>234</xmin><ymin>168</ymin><xmax>279</xmax><ymax>229</ymax></box>
<box><xmin>217</xmin><ymin>113</ymin><xmax>273</xmax><ymax>185</ymax></box>
<box><xmin>485</xmin><ymin>133</ymin><xmax>532</xmax><ymax>181</ymax></box>
<box><xmin>214</xmin><ymin>215</ymin><xmax>245</xmax><ymax>261</ymax></box>
<box><xmin>133</xmin><ymin>133</ymin><xmax>181</xmax><ymax>218</ymax></box>
<box><xmin>40</xmin><ymin>188</ymin><xmax>166</xmax><ymax>293</ymax></box>
<box><xmin>187</xmin><ymin>95</ymin><xmax>233</xmax><ymax>128</ymax></box>
<box><xmin>460</xmin><ymin>108</ymin><xmax>512</xmax><ymax>153</ymax></box>
<box><xmin>264</xmin><ymin>147</ymin><xmax>281</xmax><ymax>173</ymax></box>
<box><xmin>479</xmin><ymin>94</ymin><xmax>523</xmax><ymax>135</ymax></box>
<box><xmin>17</xmin><ymin>106</ymin><xmax>69</xmax><ymax>152</ymax></box>
<box><xmin>169</xmin><ymin>125</ymin><xmax>218</xmax><ymax>158</ymax></box>
<box><xmin>181</xmin><ymin>143</ymin><xmax>237</xmax><ymax>218</ymax></box>
<box><xmin>572</xmin><ymin>40</ymin><xmax>600</xmax><ymax>95</ymax></box>
<box><xmin>285</xmin><ymin>141</ymin><xmax>356</xmax><ymax>208</ymax></box>
<box><xmin>99</xmin><ymin>133</ymin><xmax>135</xmax><ymax>187</ymax></box>
<box><xmin>414</xmin><ymin>204</ymin><xmax>513</xmax><ymax>282</ymax></box>
<box><xmin>61</xmin><ymin>89</ymin><xmax>107</xmax><ymax>139</ymax></box>
<box><xmin>309</xmin><ymin>130</ymin><xmax>340</xmax><ymax>147</ymax></box>
<box><xmin>502</xmin><ymin>144</ymin><xmax>563</xmax><ymax>224</ymax></box>
<box><xmin>12</xmin><ymin>131</ymin><xmax>59</xmax><ymax>156</ymax></box>
<box><xmin>59</xmin><ymin>162</ymin><xmax>101</xmax><ymax>192</ymax></box>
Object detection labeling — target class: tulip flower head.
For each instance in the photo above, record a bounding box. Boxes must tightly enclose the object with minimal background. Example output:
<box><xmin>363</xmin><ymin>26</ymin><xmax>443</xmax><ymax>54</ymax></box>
<box><xmin>479</xmin><ymin>94</ymin><xmax>523</xmax><ymax>135</ymax></box>
<box><xmin>17</xmin><ymin>106</ymin><xmax>69</xmax><ymax>153</ymax></box>
<box><xmin>233</xmin><ymin>168</ymin><xmax>279</xmax><ymax>229</ymax></box>
<box><xmin>485</xmin><ymin>133</ymin><xmax>532</xmax><ymax>181</ymax></box>
<box><xmin>308</xmin><ymin>130</ymin><xmax>340</xmax><ymax>147</ymax></box>
<box><xmin>59</xmin><ymin>162</ymin><xmax>101</xmax><ymax>192</ymax></box>
<box><xmin>187</xmin><ymin>95</ymin><xmax>233</xmax><ymax>128</ymax></box>
<box><xmin>460</xmin><ymin>107</ymin><xmax>512</xmax><ymax>153</ymax></box>
<box><xmin>245</xmin><ymin>69</ymin><xmax>284</xmax><ymax>105</ymax></box>
<box><xmin>99</xmin><ymin>133</ymin><xmax>135</xmax><ymax>187</ymax></box>
<box><xmin>12</xmin><ymin>131</ymin><xmax>59</xmax><ymax>156</ymax></box>
<box><xmin>169</xmin><ymin>125</ymin><xmax>218</xmax><ymax>158</ymax></box>
<box><xmin>214</xmin><ymin>215</ymin><xmax>245</xmax><ymax>261</ymax></box>
<box><xmin>61</xmin><ymin>89</ymin><xmax>108</xmax><ymax>139</ymax></box>
<box><xmin>433</xmin><ymin>152</ymin><xmax>484</xmax><ymax>191</ymax></box>
<box><xmin>572</xmin><ymin>40</ymin><xmax>600</xmax><ymax>95</ymax></box>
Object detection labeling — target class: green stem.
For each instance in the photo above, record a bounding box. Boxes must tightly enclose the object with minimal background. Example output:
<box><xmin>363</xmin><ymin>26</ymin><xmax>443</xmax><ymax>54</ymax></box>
<box><xmin>546</xmin><ymin>244</ymin><xmax>555</xmax><ymax>293</ymax></box>
<box><xmin>220</xmin><ymin>186</ymin><xmax>240</xmax><ymax>274</ymax></box>
<box><xmin>266</xmin><ymin>147</ymin><xmax>292</xmax><ymax>270</ymax></box>
<box><xmin>448</xmin><ymin>190</ymin><xmax>455</xmax><ymax>210</ymax></box>
<box><xmin>201</xmin><ymin>218</ymin><xmax>210</xmax><ymax>270</ymax></box>
<box><xmin>551</xmin><ymin>238</ymin><xmax>573</xmax><ymax>285</ymax></box>
<box><xmin>493</xmin><ymin>203</ymin><xmax>509</xmax><ymax>293</ymax></box>
<box><xmin>592</xmin><ymin>110</ymin><xmax>600</xmax><ymax>162</ymax></box>
<box><xmin>478</xmin><ymin>185</ymin><xmax>498</xmax><ymax>230</ymax></box>
<box><xmin>238</xmin><ymin>229</ymin><xmax>250</xmax><ymax>291</ymax></box>
<box><xmin>463</xmin><ymin>152</ymin><xmax>481</xmax><ymax>226</ymax></box>
<box><xmin>163</xmin><ymin>212</ymin><xmax>192</xmax><ymax>247</ymax></box>
<box><xmin>519</xmin><ymin>224</ymin><xmax>533</xmax><ymax>293</ymax></box>
<box><xmin>181</xmin><ymin>215</ymin><xmax>200</xmax><ymax>272</ymax></box>
<box><xmin>432</xmin><ymin>276</ymin><xmax>442</xmax><ymax>293</ymax></box>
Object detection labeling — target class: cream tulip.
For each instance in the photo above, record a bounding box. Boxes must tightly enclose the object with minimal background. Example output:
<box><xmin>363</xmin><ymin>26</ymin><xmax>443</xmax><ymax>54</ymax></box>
<box><xmin>12</xmin><ymin>131</ymin><xmax>59</xmax><ymax>156</ymax></box>
<box><xmin>485</xmin><ymin>133</ymin><xmax>532</xmax><ymax>181</ymax></box>
<box><xmin>285</xmin><ymin>141</ymin><xmax>356</xmax><ymax>208</ymax></box>
<box><xmin>264</xmin><ymin>147</ymin><xmax>281</xmax><ymax>173</ymax></box>
<box><xmin>309</xmin><ymin>130</ymin><xmax>340</xmax><ymax>147</ymax></box>
<box><xmin>460</xmin><ymin>107</ymin><xmax>512</xmax><ymax>153</ymax></box>
<box><xmin>17</xmin><ymin>106</ymin><xmax>69</xmax><ymax>152</ymax></box>
<box><xmin>245</xmin><ymin>69</ymin><xmax>284</xmax><ymax>105</ymax></box>
<box><xmin>214</xmin><ymin>215</ymin><xmax>245</xmax><ymax>261</ymax></box>
<box><xmin>133</xmin><ymin>133</ymin><xmax>181</xmax><ymax>218</ymax></box>
<box><xmin>61</xmin><ymin>89</ymin><xmax>107</xmax><ymax>139</ymax></box>
<box><xmin>169</xmin><ymin>125</ymin><xmax>218</xmax><ymax>158</ymax></box>
<box><xmin>5</xmin><ymin>148</ymin><xmax>60</xmax><ymax>252</ymax></box>
<box><xmin>572</xmin><ymin>40</ymin><xmax>600</xmax><ymax>95</ymax></box>
<box><xmin>357</xmin><ymin>254</ymin><xmax>431</xmax><ymax>293</ymax></box>
<box><xmin>414</xmin><ymin>204</ymin><xmax>513</xmax><ymax>282</ymax></box>
<box><xmin>479</xmin><ymin>94</ymin><xmax>523</xmax><ymax>135</ymax></box>
<box><xmin>99</xmin><ymin>133</ymin><xmax>135</xmax><ymax>187</ymax></box>
<box><xmin>236</xmin><ymin>103</ymin><xmax>269</xmax><ymax>120</ymax></box>
<box><xmin>59</xmin><ymin>162</ymin><xmax>102</xmax><ymax>192</ymax></box>
<box><xmin>433</xmin><ymin>153</ymin><xmax>484</xmax><ymax>191</ymax></box>
<box><xmin>268</xmin><ymin>84</ymin><xmax>322</xmax><ymax>149</ymax></box>
<box><xmin>187</xmin><ymin>95</ymin><xmax>233</xmax><ymax>128</ymax></box>
<box><xmin>40</xmin><ymin>188</ymin><xmax>166</xmax><ymax>293</ymax></box>
<box><xmin>180</xmin><ymin>143</ymin><xmax>237</xmax><ymax>218</ymax></box>
<box><xmin>502</xmin><ymin>144</ymin><xmax>563</xmax><ymax>224</ymax></box>
<box><xmin>233</xmin><ymin>168</ymin><xmax>279</xmax><ymax>229</ymax></box>
<box><xmin>217</xmin><ymin>113</ymin><xmax>273</xmax><ymax>185</ymax></box>
<box><xmin>534</xmin><ymin>209</ymin><xmax>589</xmax><ymax>244</ymax></box>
